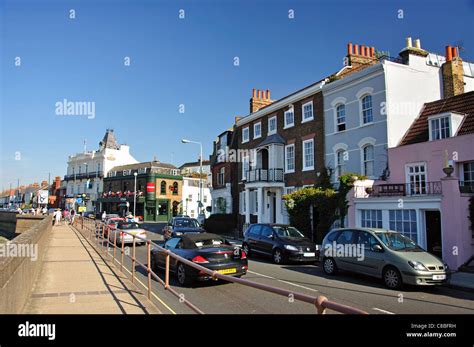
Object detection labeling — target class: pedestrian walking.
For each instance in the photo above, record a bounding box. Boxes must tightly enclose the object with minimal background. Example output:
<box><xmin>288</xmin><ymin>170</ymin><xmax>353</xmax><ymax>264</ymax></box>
<box><xmin>54</xmin><ymin>208</ymin><xmax>61</xmax><ymax>226</ymax></box>
<box><xmin>102</xmin><ymin>211</ymin><xmax>107</xmax><ymax>222</ymax></box>
<box><xmin>70</xmin><ymin>209</ymin><xmax>76</xmax><ymax>225</ymax></box>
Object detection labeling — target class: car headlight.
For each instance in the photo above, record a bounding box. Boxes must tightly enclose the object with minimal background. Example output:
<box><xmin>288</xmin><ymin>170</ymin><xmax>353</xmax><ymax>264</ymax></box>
<box><xmin>408</xmin><ymin>261</ymin><xmax>428</xmax><ymax>271</ymax></box>
<box><xmin>284</xmin><ymin>245</ymin><xmax>298</xmax><ymax>251</ymax></box>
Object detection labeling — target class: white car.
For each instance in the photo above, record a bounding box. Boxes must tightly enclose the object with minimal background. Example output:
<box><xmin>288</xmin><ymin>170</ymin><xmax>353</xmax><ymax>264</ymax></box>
<box><xmin>108</xmin><ymin>222</ymin><xmax>147</xmax><ymax>245</ymax></box>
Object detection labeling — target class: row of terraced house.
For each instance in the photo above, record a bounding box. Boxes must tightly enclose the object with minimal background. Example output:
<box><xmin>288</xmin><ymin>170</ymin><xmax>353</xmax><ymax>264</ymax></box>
<box><xmin>209</xmin><ymin>37</ymin><xmax>474</xmax><ymax>270</ymax></box>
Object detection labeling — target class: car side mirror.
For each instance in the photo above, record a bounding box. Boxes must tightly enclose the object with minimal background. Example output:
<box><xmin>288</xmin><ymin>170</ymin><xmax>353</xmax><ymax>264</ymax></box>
<box><xmin>372</xmin><ymin>244</ymin><xmax>383</xmax><ymax>252</ymax></box>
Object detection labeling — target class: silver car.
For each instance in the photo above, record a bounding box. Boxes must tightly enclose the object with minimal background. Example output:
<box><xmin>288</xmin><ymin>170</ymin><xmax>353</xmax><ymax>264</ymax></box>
<box><xmin>108</xmin><ymin>222</ymin><xmax>147</xmax><ymax>245</ymax></box>
<box><xmin>320</xmin><ymin>228</ymin><xmax>448</xmax><ymax>289</ymax></box>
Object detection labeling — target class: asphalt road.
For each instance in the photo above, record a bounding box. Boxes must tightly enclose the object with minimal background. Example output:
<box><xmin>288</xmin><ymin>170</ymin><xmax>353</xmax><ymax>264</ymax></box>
<box><xmin>102</xmin><ymin>222</ymin><xmax>474</xmax><ymax>315</ymax></box>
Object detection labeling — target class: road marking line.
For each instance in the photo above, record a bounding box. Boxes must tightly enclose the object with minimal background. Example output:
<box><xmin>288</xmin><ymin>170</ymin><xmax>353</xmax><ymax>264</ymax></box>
<box><xmin>248</xmin><ymin>270</ymin><xmax>319</xmax><ymax>292</ymax></box>
<box><xmin>110</xmin><ymin>255</ymin><xmax>177</xmax><ymax>315</ymax></box>
<box><xmin>372</xmin><ymin>307</ymin><xmax>395</xmax><ymax>314</ymax></box>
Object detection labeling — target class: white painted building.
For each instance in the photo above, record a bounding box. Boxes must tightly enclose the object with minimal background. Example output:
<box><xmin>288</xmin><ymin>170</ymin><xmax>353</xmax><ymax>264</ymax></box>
<box><xmin>323</xmin><ymin>38</ymin><xmax>474</xmax><ymax>183</ymax></box>
<box><xmin>65</xmin><ymin>129</ymin><xmax>138</xmax><ymax>212</ymax></box>
<box><xmin>181</xmin><ymin>177</ymin><xmax>212</xmax><ymax>218</ymax></box>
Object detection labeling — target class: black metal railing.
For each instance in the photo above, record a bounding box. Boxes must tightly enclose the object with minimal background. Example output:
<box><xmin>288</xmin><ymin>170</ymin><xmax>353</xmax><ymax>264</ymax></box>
<box><xmin>64</xmin><ymin>171</ymin><xmax>104</xmax><ymax>181</ymax></box>
<box><xmin>368</xmin><ymin>181</ymin><xmax>442</xmax><ymax>197</ymax></box>
<box><xmin>245</xmin><ymin>168</ymin><xmax>284</xmax><ymax>183</ymax></box>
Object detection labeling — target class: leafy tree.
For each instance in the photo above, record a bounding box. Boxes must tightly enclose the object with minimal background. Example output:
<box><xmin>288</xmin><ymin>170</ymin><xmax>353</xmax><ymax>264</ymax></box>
<box><xmin>283</xmin><ymin>169</ymin><xmax>366</xmax><ymax>242</ymax></box>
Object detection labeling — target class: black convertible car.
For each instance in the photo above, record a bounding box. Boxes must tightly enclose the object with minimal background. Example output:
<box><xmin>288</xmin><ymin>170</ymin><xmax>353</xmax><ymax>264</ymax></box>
<box><xmin>150</xmin><ymin>233</ymin><xmax>248</xmax><ymax>286</ymax></box>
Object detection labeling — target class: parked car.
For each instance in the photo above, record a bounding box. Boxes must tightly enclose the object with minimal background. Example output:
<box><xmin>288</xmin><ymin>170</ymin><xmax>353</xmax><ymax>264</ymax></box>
<box><xmin>163</xmin><ymin>217</ymin><xmax>204</xmax><ymax>240</ymax></box>
<box><xmin>320</xmin><ymin>228</ymin><xmax>449</xmax><ymax>289</ymax></box>
<box><xmin>103</xmin><ymin>217</ymin><xmax>125</xmax><ymax>237</ymax></box>
<box><xmin>150</xmin><ymin>233</ymin><xmax>248</xmax><ymax>286</ymax></box>
<box><xmin>242</xmin><ymin>224</ymin><xmax>317</xmax><ymax>264</ymax></box>
<box><xmin>108</xmin><ymin>221</ymin><xmax>147</xmax><ymax>245</ymax></box>
<box><xmin>83</xmin><ymin>211</ymin><xmax>95</xmax><ymax>219</ymax></box>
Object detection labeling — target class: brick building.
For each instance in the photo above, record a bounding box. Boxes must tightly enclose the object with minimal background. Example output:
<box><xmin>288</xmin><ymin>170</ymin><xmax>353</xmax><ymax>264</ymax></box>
<box><xmin>233</xmin><ymin>84</ymin><xmax>326</xmax><ymax>228</ymax></box>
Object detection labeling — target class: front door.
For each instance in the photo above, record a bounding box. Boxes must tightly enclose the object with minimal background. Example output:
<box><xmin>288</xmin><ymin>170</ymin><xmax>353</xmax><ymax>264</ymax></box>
<box><xmin>425</xmin><ymin>210</ymin><xmax>442</xmax><ymax>259</ymax></box>
<box><xmin>267</xmin><ymin>192</ymin><xmax>276</xmax><ymax>224</ymax></box>
<box><xmin>157</xmin><ymin>199</ymin><xmax>169</xmax><ymax>222</ymax></box>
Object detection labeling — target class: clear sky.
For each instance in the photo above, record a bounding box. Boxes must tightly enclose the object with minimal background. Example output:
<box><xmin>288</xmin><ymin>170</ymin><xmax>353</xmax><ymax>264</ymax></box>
<box><xmin>1</xmin><ymin>0</ymin><xmax>474</xmax><ymax>189</ymax></box>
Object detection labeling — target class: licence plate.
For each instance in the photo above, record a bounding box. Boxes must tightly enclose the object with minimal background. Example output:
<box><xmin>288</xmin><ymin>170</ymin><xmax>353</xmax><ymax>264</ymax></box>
<box><xmin>217</xmin><ymin>268</ymin><xmax>237</xmax><ymax>275</ymax></box>
<box><xmin>432</xmin><ymin>274</ymin><xmax>446</xmax><ymax>280</ymax></box>
<box><xmin>303</xmin><ymin>252</ymin><xmax>315</xmax><ymax>257</ymax></box>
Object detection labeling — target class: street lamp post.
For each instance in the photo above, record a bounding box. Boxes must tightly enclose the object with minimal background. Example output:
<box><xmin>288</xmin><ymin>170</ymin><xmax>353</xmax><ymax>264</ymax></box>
<box><xmin>181</xmin><ymin>139</ymin><xmax>203</xmax><ymax>215</ymax></box>
<box><xmin>133</xmin><ymin>172</ymin><xmax>138</xmax><ymax>217</ymax></box>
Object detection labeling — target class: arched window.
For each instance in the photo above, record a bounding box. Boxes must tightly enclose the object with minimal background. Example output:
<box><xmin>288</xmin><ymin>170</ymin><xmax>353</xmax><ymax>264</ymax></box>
<box><xmin>160</xmin><ymin>181</ymin><xmax>166</xmax><ymax>195</ymax></box>
<box><xmin>362</xmin><ymin>145</ymin><xmax>374</xmax><ymax>177</ymax></box>
<box><xmin>173</xmin><ymin>182</ymin><xmax>178</xmax><ymax>195</ymax></box>
<box><xmin>336</xmin><ymin>104</ymin><xmax>346</xmax><ymax>132</ymax></box>
<box><xmin>361</xmin><ymin>95</ymin><xmax>373</xmax><ymax>124</ymax></box>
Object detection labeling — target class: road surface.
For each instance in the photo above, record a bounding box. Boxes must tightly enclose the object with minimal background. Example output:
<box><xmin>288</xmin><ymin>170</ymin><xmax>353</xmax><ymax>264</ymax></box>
<box><xmin>100</xmin><ymin>222</ymin><xmax>474</xmax><ymax>314</ymax></box>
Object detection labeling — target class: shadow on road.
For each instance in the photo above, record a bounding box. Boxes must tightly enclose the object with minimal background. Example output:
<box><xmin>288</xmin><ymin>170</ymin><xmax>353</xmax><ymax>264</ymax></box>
<box><xmin>280</xmin><ymin>264</ymin><xmax>474</xmax><ymax>310</ymax></box>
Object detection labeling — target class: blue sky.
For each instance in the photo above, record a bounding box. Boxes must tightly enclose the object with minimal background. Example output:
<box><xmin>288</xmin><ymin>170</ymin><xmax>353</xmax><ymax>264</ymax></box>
<box><xmin>1</xmin><ymin>0</ymin><xmax>474</xmax><ymax>189</ymax></box>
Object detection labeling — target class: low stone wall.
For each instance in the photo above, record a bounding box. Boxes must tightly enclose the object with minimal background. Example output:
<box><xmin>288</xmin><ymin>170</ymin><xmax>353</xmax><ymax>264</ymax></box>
<box><xmin>0</xmin><ymin>215</ymin><xmax>52</xmax><ymax>313</ymax></box>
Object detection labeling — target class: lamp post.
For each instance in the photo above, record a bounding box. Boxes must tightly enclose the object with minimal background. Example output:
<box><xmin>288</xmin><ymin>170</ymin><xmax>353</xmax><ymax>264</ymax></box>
<box><xmin>133</xmin><ymin>172</ymin><xmax>138</xmax><ymax>217</ymax></box>
<box><xmin>181</xmin><ymin>139</ymin><xmax>203</xmax><ymax>215</ymax></box>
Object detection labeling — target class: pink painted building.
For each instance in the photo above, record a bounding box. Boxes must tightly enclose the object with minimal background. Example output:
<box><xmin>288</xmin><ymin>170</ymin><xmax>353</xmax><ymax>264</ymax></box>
<box><xmin>349</xmin><ymin>91</ymin><xmax>474</xmax><ymax>270</ymax></box>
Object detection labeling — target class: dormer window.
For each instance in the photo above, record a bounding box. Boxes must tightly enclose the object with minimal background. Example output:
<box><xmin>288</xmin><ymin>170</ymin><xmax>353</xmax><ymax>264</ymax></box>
<box><xmin>430</xmin><ymin>116</ymin><xmax>450</xmax><ymax>140</ymax></box>
<box><xmin>428</xmin><ymin>112</ymin><xmax>464</xmax><ymax>141</ymax></box>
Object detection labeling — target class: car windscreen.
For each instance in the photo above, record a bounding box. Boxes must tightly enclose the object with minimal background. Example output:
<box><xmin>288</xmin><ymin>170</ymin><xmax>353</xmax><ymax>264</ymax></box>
<box><xmin>118</xmin><ymin>223</ymin><xmax>139</xmax><ymax>230</ymax></box>
<box><xmin>273</xmin><ymin>226</ymin><xmax>305</xmax><ymax>238</ymax></box>
<box><xmin>174</xmin><ymin>219</ymin><xmax>200</xmax><ymax>228</ymax></box>
<box><xmin>193</xmin><ymin>238</ymin><xmax>225</xmax><ymax>248</ymax></box>
<box><xmin>376</xmin><ymin>232</ymin><xmax>422</xmax><ymax>251</ymax></box>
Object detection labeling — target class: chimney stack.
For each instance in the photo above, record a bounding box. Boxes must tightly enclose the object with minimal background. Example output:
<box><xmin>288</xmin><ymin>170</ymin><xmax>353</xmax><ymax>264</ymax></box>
<box><xmin>250</xmin><ymin>88</ymin><xmax>274</xmax><ymax>113</ymax></box>
<box><xmin>342</xmin><ymin>42</ymin><xmax>377</xmax><ymax>75</ymax></box>
<box><xmin>442</xmin><ymin>45</ymin><xmax>464</xmax><ymax>98</ymax></box>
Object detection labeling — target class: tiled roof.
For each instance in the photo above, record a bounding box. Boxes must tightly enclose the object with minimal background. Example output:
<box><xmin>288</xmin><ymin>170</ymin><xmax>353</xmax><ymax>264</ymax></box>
<box><xmin>400</xmin><ymin>91</ymin><xmax>474</xmax><ymax>146</ymax></box>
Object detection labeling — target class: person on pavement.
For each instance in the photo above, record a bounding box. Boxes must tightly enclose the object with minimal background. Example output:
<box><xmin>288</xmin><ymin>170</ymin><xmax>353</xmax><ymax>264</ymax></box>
<box><xmin>54</xmin><ymin>209</ymin><xmax>61</xmax><ymax>226</ymax></box>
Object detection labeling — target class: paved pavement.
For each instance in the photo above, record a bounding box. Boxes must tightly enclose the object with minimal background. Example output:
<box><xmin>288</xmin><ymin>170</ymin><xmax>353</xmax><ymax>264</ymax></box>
<box><xmin>23</xmin><ymin>223</ymin><xmax>160</xmax><ymax>314</ymax></box>
<box><xmin>108</xmin><ymin>222</ymin><xmax>472</xmax><ymax>314</ymax></box>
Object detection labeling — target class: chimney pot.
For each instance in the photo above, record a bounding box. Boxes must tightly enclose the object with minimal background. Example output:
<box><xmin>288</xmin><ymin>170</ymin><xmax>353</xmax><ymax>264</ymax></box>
<box><xmin>414</xmin><ymin>39</ymin><xmax>421</xmax><ymax>49</ymax></box>
<box><xmin>406</xmin><ymin>37</ymin><xmax>413</xmax><ymax>48</ymax></box>
<box><xmin>266</xmin><ymin>90</ymin><xmax>270</xmax><ymax>99</ymax></box>
<box><xmin>365</xmin><ymin>46</ymin><xmax>370</xmax><ymax>57</ymax></box>
<box><xmin>354</xmin><ymin>44</ymin><xmax>359</xmax><ymax>55</ymax></box>
<box><xmin>360</xmin><ymin>45</ymin><xmax>365</xmax><ymax>56</ymax></box>
<box><xmin>451</xmin><ymin>46</ymin><xmax>458</xmax><ymax>59</ymax></box>
<box><xmin>347</xmin><ymin>42</ymin><xmax>353</xmax><ymax>55</ymax></box>
<box><xmin>445</xmin><ymin>45</ymin><xmax>453</xmax><ymax>61</ymax></box>
<box><xmin>370</xmin><ymin>47</ymin><xmax>375</xmax><ymax>57</ymax></box>
<box><xmin>252</xmin><ymin>88</ymin><xmax>256</xmax><ymax>98</ymax></box>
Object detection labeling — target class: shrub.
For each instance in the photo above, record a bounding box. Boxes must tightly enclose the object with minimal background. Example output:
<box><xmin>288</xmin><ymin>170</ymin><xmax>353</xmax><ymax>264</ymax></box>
<box><xmin>283</xmin><ymin>170</ymin><xmax>366</xmax><ymax>243</ymax></box>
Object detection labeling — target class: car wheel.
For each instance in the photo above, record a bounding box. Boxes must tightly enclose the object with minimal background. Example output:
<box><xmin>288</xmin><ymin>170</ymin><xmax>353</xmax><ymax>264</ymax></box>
<box><xmin>272</xmin><ymin>248</ymin><xmax>285</xmax><ymax>265</ymax></box>
<box><xmin>242</xmin><ymin>243</ymin><xmax>251</xmax><ymax>257</ymax></box>
<box><xmin>177</xmin><ymin>263</ymin><xmax>192</xmax><ymax>286</ymax></box>
<box><xmin>383</xmin><ymin>266</ymin><xmax>402</xmax><ymax>289</ymax></box>
<box><xmin>322</xmin><ymin>257</ymin><xmax>338</xmax><ymax>275</ymax></box>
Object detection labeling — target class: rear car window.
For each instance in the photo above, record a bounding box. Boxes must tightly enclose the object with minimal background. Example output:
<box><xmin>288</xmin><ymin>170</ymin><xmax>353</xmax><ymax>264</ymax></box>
<box><xmin>194</xmin><ymin>238</ymin><xmax>225</xmax><ymax>248</ymax></box>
